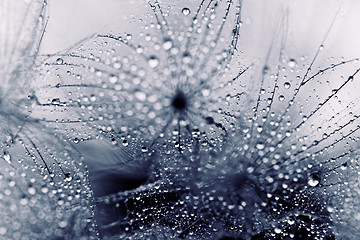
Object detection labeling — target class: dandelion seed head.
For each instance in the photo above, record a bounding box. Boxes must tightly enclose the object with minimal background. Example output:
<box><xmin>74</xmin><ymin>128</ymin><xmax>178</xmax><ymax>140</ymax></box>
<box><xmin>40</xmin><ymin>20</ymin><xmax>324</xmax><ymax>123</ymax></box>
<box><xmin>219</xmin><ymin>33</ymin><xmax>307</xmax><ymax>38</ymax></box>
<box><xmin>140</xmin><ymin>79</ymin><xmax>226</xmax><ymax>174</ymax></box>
<box><xmin>35</xmin><ymin>0</ymin><xmax>244</xmax><ymax>159</ymax></box>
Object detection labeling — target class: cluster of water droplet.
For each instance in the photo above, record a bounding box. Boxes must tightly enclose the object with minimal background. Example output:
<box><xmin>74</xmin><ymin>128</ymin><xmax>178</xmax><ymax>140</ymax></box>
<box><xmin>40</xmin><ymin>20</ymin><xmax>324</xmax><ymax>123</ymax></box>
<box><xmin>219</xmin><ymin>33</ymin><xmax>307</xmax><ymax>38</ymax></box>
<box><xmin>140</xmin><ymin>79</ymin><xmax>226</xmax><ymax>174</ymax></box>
<box><xmin>0</xmin><ymin>0</ymin><xmax>98</xmax><ymax>238</ymax></box>
<box><xmin>31</xmin><ymin>0</ymin><xmax>360</xmax><ymax>239</ymax></box>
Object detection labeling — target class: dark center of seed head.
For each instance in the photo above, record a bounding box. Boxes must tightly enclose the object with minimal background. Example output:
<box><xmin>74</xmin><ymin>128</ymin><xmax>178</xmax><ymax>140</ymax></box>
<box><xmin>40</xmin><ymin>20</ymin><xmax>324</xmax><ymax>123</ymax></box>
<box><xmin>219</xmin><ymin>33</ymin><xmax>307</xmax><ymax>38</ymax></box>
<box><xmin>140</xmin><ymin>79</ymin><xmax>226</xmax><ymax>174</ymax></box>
<box><xmin>171</xmin><ymin>91</ymin><xmax>187</xmax><ymax>111</ymax></box>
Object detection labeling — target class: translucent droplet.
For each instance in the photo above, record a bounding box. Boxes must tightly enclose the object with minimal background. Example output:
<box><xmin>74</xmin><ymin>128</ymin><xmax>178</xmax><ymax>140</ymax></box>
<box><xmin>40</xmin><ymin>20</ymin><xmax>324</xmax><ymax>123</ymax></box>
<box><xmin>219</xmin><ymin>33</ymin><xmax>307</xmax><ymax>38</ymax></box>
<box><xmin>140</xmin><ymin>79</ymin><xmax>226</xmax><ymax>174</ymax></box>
<box><xmin>256</xmin><ymin>143</ymin><xmax>265</xmax><ymax>150</ymax></box>
<box><xmin>284</xmin><ymin>82</ymin><xmax>291</xmax><ymax>89</ymax></box>
<box><xmin>56</xmin><ymin>58</ymin><xmax>64</xmax><ymax>64</ymax></box>
<box><xmin>278</xmin><ymin>95</ymin><xmax>285</xmax><ymax>101</ymax></box>
<box><xmin>182</xmin><ymin>52</ymin><xmax>191</xmax><ymax>64</ymax></box>
<box><xmin>59</xmin><ymin>221</ymin><xmax>68</xmax><ymax>228</ymax></box>
<box><xmin>308</xmin><ymin>177</ymin><xmax>319</xmax><ymax>187</ymax></box>
<box><xmin>28</xmin><ymin>186</ymin><xmax>36</xmax><ymax>195</ymax></box>
<box><xmin>182</xmin><ymin>7</ymin><xmax>190</xmax><ymax>16</ymax></box>
<box><xmin>3</xmin><ymin>153</ymin><xmax>11</xmax><ymax>165</ymax></box>
<box><xmin>288</xmin><ymin>59</ymin><xmax>296</xmax><ymax>68</ymax></box>
<box><xmin>327</xmin><ymin>206</ymin><xmax>334</xmax><ymax>213</ymax></box>
<box><xmin>148</xmin><ymin>56</ymin><xmax>159</xmax><ymax>68</ymax></box>
<box><xmin>125</xmin><ymin>34</ymin><xmax>132</xmax><ymax>40</ymax></box>
<box><xmin>0</xmin><ymin>227</ymin><xmax>7</xmax><ymax>235</ymax></box>
<box><xmin>109</xmin><ymin>75</ymin><xmax>118</xmax><ymax>84</ymax></box>
<box><xmin>135</xmin><ymin>91</ymin><xmax>146</xmax><ymax>101</ymax></box>
<box><xmin>163</xmin><ymin>38</ymin><xmax>173</xmax><ymax>50</ymax></box>
<box><xmin>51</xmin><ymin>98</ymin><xmax>60</xmax><ymax>105</ymax></box>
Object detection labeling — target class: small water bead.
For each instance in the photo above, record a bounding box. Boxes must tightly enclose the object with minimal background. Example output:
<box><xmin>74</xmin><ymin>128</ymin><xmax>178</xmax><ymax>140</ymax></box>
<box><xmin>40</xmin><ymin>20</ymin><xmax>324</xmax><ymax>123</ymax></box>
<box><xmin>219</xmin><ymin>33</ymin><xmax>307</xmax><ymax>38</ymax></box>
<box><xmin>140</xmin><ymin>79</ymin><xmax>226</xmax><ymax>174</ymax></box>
<box><xmin>0</xmin><ymin>227</ymin><xmax>7</xmax><ymax>235</ymax></box>
<box><xmin>162</xmin><ymin>38</ymin><xmax>173</xmax><ymax>50</ymax></box>
<box><xmin>59</xmin><ymin>221</ymin><xmax>68</xmax><ymax>228</ymax></box>
<box><xmin>278</xmin><ymin>95</ymin><xmax>285</xmax><ymax>101</ymax></box>
<box><xmin>135</xmin><ymin>91</ymin><xmax>147</xmax><ymax>101</ymax></box>
<box><xmin>307</xmin><ymin>176</ymin><xmax>319</xmax><ymax>187</ymax></box>
<box><xmin>28</xmin><ymin>186</ymin><xmax>36</xmax><ymax>195</ymax></box>
<box><xmin>20</xmin><ymin>197</ymin><xmax>28</xmax><ymax>206</ymax></box>
<box><xmin>56</xmin><ymin>58</ymin><xmax>64</xmax><ymax>64</ymax></box>
<box><xmin>3</xmin><ymin>153</ymin><xmax>11</xmax><ymax>165</ymax></box>
<box><xmin>182</xmin><ymin>52</ymin><xmax>191</xmax><ymax>64</ymax></box>
<box><xmin>125</xmin><ymin>34</ymin><xmax>132</xmax><ymax>40</ymax></box>
<box><xmin>284</xmin><ymin>82</ymin><xmax>291</xmax><ymax>89</ymax></box>
<box><xmin>51</xmin><ymin>98</ymin><xmax>61</xmax><ymax>105</ymax></box>
<box><xmin>288</xmin><ymin>59</ymin><xmax>296</xmax><ymax>68</ymax></box>
<box><xmin>109</xmin><ymin>75</ymin><xmax>118</xmax><ymax>84</ymax></box>
<box><xmin>256</xmin><ymin>143</ymin><xmax>265</xmax><ymax>150</ymax></box>
<box><xmin>182</xmin><ymin>7</ymin><xmax>190</xmax><ymax>16</ymax></box>
<box><xmin>148</xmin><ymin>56</ymin><xmax>159</xmax><ymax>68</ymax></box>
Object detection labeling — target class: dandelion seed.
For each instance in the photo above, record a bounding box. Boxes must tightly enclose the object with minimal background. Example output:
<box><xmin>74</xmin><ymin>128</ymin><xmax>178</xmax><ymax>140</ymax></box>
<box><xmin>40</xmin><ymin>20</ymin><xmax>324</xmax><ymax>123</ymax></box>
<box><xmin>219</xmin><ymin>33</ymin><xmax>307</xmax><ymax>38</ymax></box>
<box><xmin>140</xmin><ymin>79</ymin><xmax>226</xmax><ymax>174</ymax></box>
<box><xmin>0</xmin><ymin>0</ymin><xmax>96</xmax><ymax>238</ymax></box>
<box><xmin>34</xmin><ymin>0</ymin><xmax>245</xmax><ymax>157</ymax></box>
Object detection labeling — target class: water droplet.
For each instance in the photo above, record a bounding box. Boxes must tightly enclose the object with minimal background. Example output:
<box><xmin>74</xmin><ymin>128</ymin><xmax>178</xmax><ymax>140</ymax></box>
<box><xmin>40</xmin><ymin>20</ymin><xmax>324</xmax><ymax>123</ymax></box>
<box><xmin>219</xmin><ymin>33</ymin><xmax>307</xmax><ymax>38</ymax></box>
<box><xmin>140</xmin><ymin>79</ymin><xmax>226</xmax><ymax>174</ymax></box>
<box><xmin>141</xmin><ymin>146</ymin><xmax>148</xmax><ymax>152</ymax></box>
<box><xmin>182</xmin><ymin>52</ymin><xmax>191</xmax><ymax>64</ymax></box>
<box><xmin>28</xmin><ymin>186</ymin><xmax>36</xmax><ymax>195</ymax></box>
<box><xmin>135</xmin><ymin>91</ymin><xmax>146</xmax><ymax>101</ymax></box>
<box><xmin>256</xmin><ymin>143</ymin><xmax>265</xmax><ymax>150</ymax></box>
<box><xmin>56</xmin><ymin>58</ymin><xmax>64</xmax><ymax>64</ymax></box>
<box><xmin>20</xmin><ymin>198</ymin><xmax>28</xmax><ymax>205</ymax></box>
<box><xmin>125</xmin><ymin>34</ymin><xmax>132</xmax><ymax>40</ymax></box>
<box><xmin>182</xmin><ymin>7</ymin><xmax>190</xmax><ymax>16</ymax></box>
<box><xmin>278</xmin><ymin>95</ymin><xmax>285</xmax><ymax>101</ymax></box>
<box><xmin>284</xmin><ymin>82</ymin><xmax>291</xmax><ymax>89</ymax></box>
<box><xmin>3</xmin><ymin>153</ymin><xmax>11</xmax><ymax>164</ymax></box>
<box><xmin>288</xmin><ymin>219</ymin><xmax>295</xmax><ymax>225</ymax></box>
<box><xmin>308</xmin><ymin>177</ymin><xmax>319</xmax><ymax>187</ymax></box>
<box><xmin>340</xmin><ymin>162</ymin><xmax>347</xmax><ymax>170</ymax></box>
<box><xmin>288</xmin><ymin>59</ymin><xmax>296</xmax><ymax>68</ymax></box>
<box><xmin>51</xmin><ymin>98</ymin><xmax>60</xmax><ymax>105</ymax></box>
<box><xmin>59</xmin><ymin>221</ymin><xmax>68</xmax><ymax>228</ymax></box>
<box><xmin>109</xmin><ymin>75</ymin><xmax>118</xmax><ymax>84</ymax></box>
<box><xmin>327</xmin><ymin>206</ymin><xmax>334</xmax><ymax>213</ymax></box>
<box><xmin>148</xmin><ymin>56</ymin><xmax>159</xmax><ymax>68</ymax></box>
<box><xmin>163</xmin><ymin>38</ymin><xmax>173</xmax><ymax>50</ymax></box>
<box><xmin>0</xmin><ymin>227</ymin><xmax>7</xmax><ymax>235</ymax></box>
<box><xmin>65</xmin><ymin>173</ymin><xmax>72</xmax><ymax>181</ymax></box>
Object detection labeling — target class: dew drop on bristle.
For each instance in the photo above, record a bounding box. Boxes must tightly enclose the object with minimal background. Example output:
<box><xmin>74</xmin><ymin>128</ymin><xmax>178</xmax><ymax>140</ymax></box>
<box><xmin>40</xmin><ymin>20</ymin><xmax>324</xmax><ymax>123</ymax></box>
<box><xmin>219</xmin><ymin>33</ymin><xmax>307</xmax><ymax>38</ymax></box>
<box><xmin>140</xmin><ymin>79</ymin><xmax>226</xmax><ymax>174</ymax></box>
<box><xmin>288</xmin><ymin>58</ymin><xmax>296</xmax><ymax>68</ymax></box>
<box><xmin>284</xmin><ymin>82</ymin><xmax>291</xmax><ymax>89</ymax></box>
<box><xmin>148</xmin><ymin>55</ymin><xmax>159</xmax><ymax>68</ymax></box>
<box><xmin>182</xmin><ymin>7</ymin><xmax>190</xmax><ymax>16</ymax></box>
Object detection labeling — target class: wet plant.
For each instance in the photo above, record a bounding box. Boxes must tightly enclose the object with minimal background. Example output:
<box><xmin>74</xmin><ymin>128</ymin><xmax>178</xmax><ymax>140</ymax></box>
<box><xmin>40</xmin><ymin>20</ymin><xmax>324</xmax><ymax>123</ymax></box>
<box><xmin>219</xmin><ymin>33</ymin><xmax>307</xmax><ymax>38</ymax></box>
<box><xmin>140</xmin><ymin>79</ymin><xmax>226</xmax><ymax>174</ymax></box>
<box><xmin>34</xmin><ymin>0</ymin><xmax>245</xmax><ymax>156</ymax></box>
<box><xmin>0</xmin><ymin>0</ymin><xmax>97</xmax><ymax>238</ymax></box>
<box><xmin>32</xmin><ymin>0</ymin><xmax>360</xmax><ymax>239</ymax></box>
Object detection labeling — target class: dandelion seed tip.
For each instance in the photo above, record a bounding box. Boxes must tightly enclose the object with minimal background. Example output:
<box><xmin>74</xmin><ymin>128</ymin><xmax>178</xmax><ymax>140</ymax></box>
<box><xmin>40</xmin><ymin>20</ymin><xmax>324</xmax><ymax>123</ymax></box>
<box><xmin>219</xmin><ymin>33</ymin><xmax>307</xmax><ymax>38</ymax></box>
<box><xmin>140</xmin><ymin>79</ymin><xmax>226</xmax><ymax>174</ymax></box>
<box><xmin>171</xmin><ymin>91</ymin><xmax>188</xmax><ymax>111</ymax></box>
